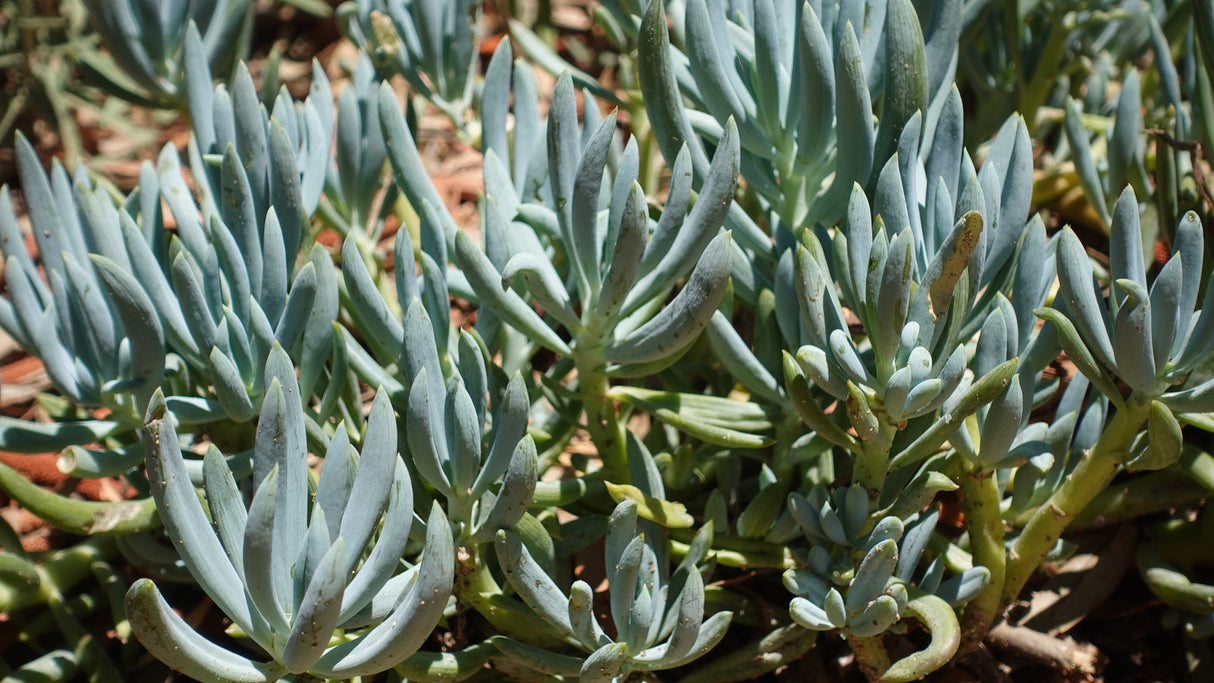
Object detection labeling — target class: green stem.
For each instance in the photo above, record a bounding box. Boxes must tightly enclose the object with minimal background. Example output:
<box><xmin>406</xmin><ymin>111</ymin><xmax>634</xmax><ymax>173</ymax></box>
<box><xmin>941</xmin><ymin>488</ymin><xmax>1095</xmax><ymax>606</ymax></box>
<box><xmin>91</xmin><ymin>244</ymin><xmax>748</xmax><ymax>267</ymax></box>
<box><xmin>854</xmin><ymin>421</ymin><xmax>897</xmax><ymax>507</ymax></box>
<box><xmin>848</xmin><ymin>633</ymin><xmax>892</xmax><ymax>683</ymax></box>
<box><xmin>576</xmin><ymin>316</ymin><xmax>629</xmax><ymax>481</ymax></box>
<box><xmin>775</xmin><ymin>149</ymin><xmax>806</xmax><ymax>230</ymax></box>
<box><xmin>957</xmin><ymin>464</ymin><xmax>1006</xmax><ymax>654</ymax></box>
<box><xmin>581</xmin><ymin>369</ymin><xmax>627</xmax><ymax>482</ymax></box>
<box><xmin>632</xmin><ymin>103</ymin><xmax>662</xmax><ymax>196</ymax></box>
<box><xmin>1002</xmin><ymin>397</ymin><xmax>1149</xmax><ymax>605</ymax></box>
<box><xmin>670</xmin><ymin>535</ymin><xmax>797</xmax><ymax>569</ymax></box>
<box><xmin>0</xmin><ymin>462</ymin><xmax>158</xmax><ymax>536</ymax></box>
<box><xmin>395</xmin><ymin>642</ymin><xmax>498</xmax><ymax>681</ymax></box>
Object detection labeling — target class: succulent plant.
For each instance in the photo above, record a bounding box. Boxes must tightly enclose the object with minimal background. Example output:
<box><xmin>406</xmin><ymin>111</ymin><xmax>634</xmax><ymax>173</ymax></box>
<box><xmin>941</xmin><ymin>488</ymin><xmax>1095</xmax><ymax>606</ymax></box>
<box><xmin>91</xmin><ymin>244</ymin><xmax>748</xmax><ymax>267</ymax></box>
<box><xmin>1002</xmin><ymin>191</ymin><xmax>1213</xmax><ymax>604</ymax></box>
<box><xmin>321</xmin><ymin>53</ymin><xmax>395</xmax><ymax>238</ymax></box>
<box><xmin>492</xmin><ymin>499</ymin><xmax>732</xmax><ymax>680</ymax></box>
<box><xmin>126</xmin><ymin>347</ymin><xmax>455</xmax><ymax>681</ymax></box>
<box><xmin>0</xmin><ymin>132</ymin><xmax>163</xmax><ymax>421</ymax></box>
<box><xmin>403</xmin><ymin>317</ymin><xmax>538</xmax><ymax>540</ymax></box>
<box><xmin>452</xmin><ymin>54</ymin><xmax>741</xmax><ymax>482</ymax></box>
<box><xmin>5</xmin><ymin>0</ymin><xmax>1214</xmax><ymax>680</ymax></box>
<box><xmin>80</xmin><ymin>3</ymin><xmax>253</xmax><ymax>106</ymax></box>
<box><xmin>0</xmin><ymin>48</ymin><xmax>345</xmax><ymax>485</ymax></box>
<box><xmin>339</xmin><ymin>0</ymin><xmax>480</xmax><ymax>126</ymax></box>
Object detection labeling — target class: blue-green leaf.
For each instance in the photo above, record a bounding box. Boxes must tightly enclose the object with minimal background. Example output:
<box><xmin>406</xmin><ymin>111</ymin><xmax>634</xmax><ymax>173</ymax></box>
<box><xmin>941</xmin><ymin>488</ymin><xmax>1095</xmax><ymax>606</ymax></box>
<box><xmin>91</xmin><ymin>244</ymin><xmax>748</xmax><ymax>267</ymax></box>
<box><xmin>1055</xmin><ymin>229</ymin><xmax>1115</xmax><ymax>368</ymax></box>
<box><xmin>609</xmin><ymin>232</ymin><xmax>733</xmax><ymax>364</ymax></box>
<box><xmin>495</xmin><ymin>529</ymin><xmax>573</xmax><ymax>638</ymax></box>
<box><xmin>144</xmin><ymin>393</ymin><xmax>253</xmax><ymax>628</ymax></box>
<box><xmin>625</xmin><ymin>120</ymin><xmax>738</xmax><ymax>317</ymax></box>
<box><xmin>455</xmin><ymin>228</ymin><xmax>571</xmax><ymax>355</ymax></box>
<box><xmin>1112</xmin><ymin>279</ymin><xmax>1157</xmax><ymax>395</ymax></box>
<box><xmin>90</xmin><ymin>255</ymin><xmax>164</xmax><ymax>399</ymax></box>
<box><xmin>638</xmin><ymin>0</ymin><xmax>709</xmax><ymax>174</ymax></box>
<box><xmin>341</xmin><ymin>234</ymin><xmax>403</xmax><ymax>358</ymax></box>
<box><xmin>125</xmin><ymin>579</ymin><xmax>284</xmax><ymax>683</ymax></box>
<box><xmin>281</xmin><ymin>538</ymin><xmax>346</xmax><ymax>673</ymax></box>
<box><xmin>872</xmin><ymin>0</ymin><xmax>927</xmax><ymax>182</ymax></box>
<box><xmin>339</xmin><ymin>390</ymin><xmax>398</xmax><ymax>573</ymax></box>
<box><xmin>310</xmin><ymin>504</ymin><xmax>454</xmax><ymax>677</ymax></box>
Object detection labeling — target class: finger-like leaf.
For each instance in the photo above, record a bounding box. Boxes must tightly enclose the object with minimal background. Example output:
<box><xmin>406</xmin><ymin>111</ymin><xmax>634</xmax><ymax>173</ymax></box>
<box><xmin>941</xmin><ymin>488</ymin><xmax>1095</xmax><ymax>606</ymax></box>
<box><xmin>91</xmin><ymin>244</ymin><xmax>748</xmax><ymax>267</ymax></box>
<box><xmin>595</xmin><ymin>181</ymin><xmax>648</xmax><ymax>322</ymax></box>
<box><xmin>1109</xmin><ymin>186</ymin><xmax>1146</xmax><ymax>301</ymax></box>
<box><xmin>605</xmin><ymin>482</ymin><xmax>694</xmax><ymax>529</ymax></box>
<box><xmin>608</xmin><ymin>533</ymin><xmax>644</xmax><ymax>644</ymax></box>
<box><xmin>339</xmin><ymin>390</ymin><xmax>398</xmax><ymax>572</ymax></box>
<box><xmin>488</xmin><ymin>637</ymin><xmax>582</xmax><ymax>677</ymax></box>
<box><xmin>378</xmin><ymin>84</ymin><xmax>456</xmax><ymax>247</ymax></box>
<box><xmin>475</xmin><ymin>436</ymin><xmax>538</xmax><ymax>541</ymax></box>
<box><xmin>638</xmin><ymin>0</ymin><xmax>708</xmax><ymax>174</ymax></box>
<box><xmin>312</xmin><ymin>504</ymin><xmax>454</xmax><ymax>677</ymax></box>
<box><xmin>455</xmin><ymin>229</ymin><xmax>571</xmax><ymax>355</ymax></box>
<box><xmin>90</xmin><ymin>255</ymin><xmax>164</xmax><ymax>399</ymax></box>
<box><xmin>891</xmin><ymin>358</ymin><xmax>1019</xmax><ymax>469</ymax></box>
<box><xmin>341</xmin><ymin>458</ymin><xmax>413</xmax><ymax>622</ymax></box>
<box><xmin>634</xmin><ymin>611</ymin><xmax>732</xmax><ymax>670</ymax></box>
<box><xmin>847</xmin><ymin>594</ymin><xmax>899</xmax><ymax>637</ymax></box>
<box><xmin>220</xmin><ymin>145</ymin><xmax>262</xmax><ymax>297</ymax></box>
<box><xmin>1112</xmin><ymin>279</ymin><xmax>1157</xmax><ymax>394</ymax></box>
<box><xmin>172</xmin><ymin>250</ymin><xmax>217</xmax><ymax>352</ymax></box>
<box><xmin>473</xmin><ymin>373</ymin><xmax>530</xmax><ymax>498</ymax></box>
<box><xmin>243</xmin><ymin>464</ymin><xmax>287</xmax><ymax>630</ymax></box>
<box><xmin>625</xmin><ymin>122</ymin><xmax>738</xmax><ymax>316</ymax></box>
<box><xmin>501</xmin><ymin>253</ymin><xmax>580</xmax><ymax>331</ymax></box>
<box><xmin>570</xmin><ymin>112</ymin><xmax>618</xmax><ymax>300</ymax></box>
<box><xmin>581</xmin><ymin>642</ymin><xmax>627</xmax><ymax>683</ymax></box>
<box><xmin>880</xmin><ymin>592</ymin><xmax>960</xmax><ymax>682</ymax></box>
<box><xmin>281</xmin><ymin>538</ymin><xmax>346</xmax><ymax>673</ymax></box>
<box><xmin>1107</xmin><ymin>69</ymin><xmax>1140</xmax><ymax>194</ymax></box>
<box><xmin>405</xmin><ymin>369</ymin><xmax>454</xmax><ymax>498</ymax></box>
<box><xmin>817</xmin><ymin>23</ymin><xmax>873</xmax><ymax>222</ymax></box>
<box><xmin>260</xmin><ymin>210</ymin><xmax>288</xmax><ymax>324</ymax></box>
<box><xmin>1063</xmin><ymin>98</ymin><xmax>1110</xmax><ymax>226</ymax></box>
<box><xmin>609</xmin><ymin>232</ymin><xmax>733</xmax><ymax>364</ymax></box>
<box><xmin>125</xmin><ymin>580</ymin><xmax>284</xmax><ymax>683</ymax></box>
<box><xmin>448</xmin><ymin>379</ymin><xmax>481</xmax><ymax>496</ymax></box>
<box><xmin>342</xmin><ymin>234</ymin><xmax>403</xmax><ymax>357</ymax></box>
<box><xmin>1056</xmin><ymin>229</ymin><xmax>1115</xmax><ymax>368</ymax></box>
<box><xmin>568</xmin><ymin>580</ymin><xmax>608</xmax><ymax>651</ymax></box>
<box><xmin>707</xmin><ymin>311</ymin><xmax>783</xmax><ymax>403</ymax></box>
<box><xmin>872</xmin><ymin>0</ymin><xmax>927</xmax><ymax>180</ymax></box>
<box><xmin>494</xmin><ymin>529</ymin><xmax>573</xmax><ymax>637</ymax></box>
<box><xmin>144</xmin><ymin>393</ymin><xmax>252</xmax><ymax>627</ymax></box>
<box><xmin>268</xmin><ymin>120</ymin><xmax>304</xmax><ymax>259</ymax></box>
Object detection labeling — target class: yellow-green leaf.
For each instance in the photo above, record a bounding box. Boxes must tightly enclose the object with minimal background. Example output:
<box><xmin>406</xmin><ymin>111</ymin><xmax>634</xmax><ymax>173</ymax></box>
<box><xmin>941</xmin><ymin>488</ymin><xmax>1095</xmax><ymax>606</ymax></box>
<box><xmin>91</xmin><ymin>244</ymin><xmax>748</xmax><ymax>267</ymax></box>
<box><xmin>605</xmin><ymin>483</ymin><xmax>694</xmax><ymax>528</ymax></box>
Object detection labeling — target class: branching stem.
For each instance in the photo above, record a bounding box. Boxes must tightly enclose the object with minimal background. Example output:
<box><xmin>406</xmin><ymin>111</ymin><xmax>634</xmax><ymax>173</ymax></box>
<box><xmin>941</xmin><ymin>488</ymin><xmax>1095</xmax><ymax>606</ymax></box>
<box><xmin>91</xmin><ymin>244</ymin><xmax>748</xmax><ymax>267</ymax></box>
<box><xmin>958</xmin><ymin>464</ymin><xmax>1006</xmax><ymax>653</ymax></box>
<box><xmin>1002</xmin><ymin>397</ymin><xmax>1149</xmax><ymax>605</ymax></box>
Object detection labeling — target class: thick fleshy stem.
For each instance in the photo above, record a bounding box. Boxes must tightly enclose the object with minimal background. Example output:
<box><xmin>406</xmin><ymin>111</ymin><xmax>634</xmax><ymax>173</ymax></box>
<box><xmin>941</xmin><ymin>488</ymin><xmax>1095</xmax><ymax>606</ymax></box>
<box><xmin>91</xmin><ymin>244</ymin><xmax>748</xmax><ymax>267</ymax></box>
<box><xmin>576</xmin><ymin>315</ymin><xmax>629</xmax><ymax>482</ymax></box>
<box><xmin>846</xmin><ymin>386</ymin><xmax>897</xmax><ymax>507</ymax></box>
<box><xmin>0</xmin><ymin>538</ymin><xmax>116</xmax><ymax>612</ymax></box>
<box><xmin>958</xmin><ymin>464</ymin><xmax>1006</xmax><ymax>654</ymax></box>
<box><xmin>848</xmin><ymin>633</ymin><xmax>893</xmax><ymax>683</ymax></box>
<box><xmin>1002</xmin><ymin>397</ymin><xmax>1150</xmax><ymax>605</ymax></box>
